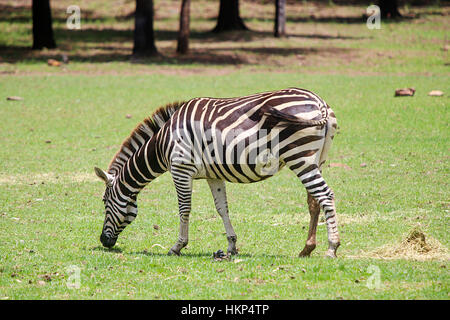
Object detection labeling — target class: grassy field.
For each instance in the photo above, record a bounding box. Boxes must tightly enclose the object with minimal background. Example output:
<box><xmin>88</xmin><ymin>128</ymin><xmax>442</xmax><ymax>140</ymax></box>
<box><xmin>0</xmin><ymin>1</ymin><xmax>449</xmax><ymax>299</ymax></box>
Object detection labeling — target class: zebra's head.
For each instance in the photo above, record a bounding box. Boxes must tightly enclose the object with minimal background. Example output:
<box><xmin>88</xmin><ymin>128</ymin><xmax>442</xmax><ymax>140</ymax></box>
<box><xmin>94</xmin><ymin>167</ymin><xmax>138</xmax><ymax>248</ymax></box>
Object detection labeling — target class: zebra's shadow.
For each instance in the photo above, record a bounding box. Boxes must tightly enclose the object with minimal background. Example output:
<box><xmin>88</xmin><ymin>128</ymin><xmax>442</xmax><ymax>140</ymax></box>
<box><xmin>90</xmin><ymin>246</ymin><xmax>292</xmax><ymax>259</ymax></box>
<box><xmin>90</xmin><ymin>245</ymin><xmax>124</xmax><ymax>253</ymax></box>
<box><xmin>132</xmin><ymin>250</ymin><xmax>254</xmax><ymax>259</ymax></box>
<box><xmin>131</xmin><ymin>250</ymin><xmax>298</xmax><ymax>260</ymax></box>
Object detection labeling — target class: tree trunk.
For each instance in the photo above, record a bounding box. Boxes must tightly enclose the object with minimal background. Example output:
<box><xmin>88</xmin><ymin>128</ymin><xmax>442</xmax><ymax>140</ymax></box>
<box><xmin>274</xmin><ymin>0</ymin><xmax>286</xmax><ymax>37</ymax></box>
<box><xmin>133</xmin><ymin>0</ymin><xmax>158</xmax><ymax>57</ymax></box>
<box><xmin>177</xmin><ymin>0</ymin><xmax>191</xmax><ymax>54</ymax></box>
<box><xmin>32</xmin><ymin>0</ymin><xmax>56</xmax><ymax>49</ymax></box>
<box><xmin>213</xmin><ymin>0</ymin><xmax>248</xmax><ymax>33</ymax></box>
<box><xmin>378</xmin><ymin>0</ymin><xmax>402</xmax><ymax>18</ymax></box>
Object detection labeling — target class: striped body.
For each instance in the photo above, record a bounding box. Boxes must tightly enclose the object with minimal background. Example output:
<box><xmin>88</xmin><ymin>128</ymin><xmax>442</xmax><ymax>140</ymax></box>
<box><xmin>95</xmin><ymin>88</ymin><xmax>340</xmax><ymax>257</ymax></box>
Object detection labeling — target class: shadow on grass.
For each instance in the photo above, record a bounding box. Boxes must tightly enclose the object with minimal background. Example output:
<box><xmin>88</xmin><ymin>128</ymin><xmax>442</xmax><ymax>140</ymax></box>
<box><xmin>1</xmin><ymin>7</ymin><xmax>365</xmax><ymax>66</ymax></box>
<box><xmin>0</xmin><ymin>3</ymin><xmax>133</xmax><ymax>24</ymax></box>
<box><xmin>131</xmin><ymin>250</ymin><xmax>297</xmax><ymax>260</ymax></box>
<box><xmin>0</xmin><ymin>1</ymin><xmax>424</xmax><ymax>27</ymax></box>
<box><xmin>91</xmin><ymin>245</ymin><xmax>123</xmax><ymax>253</ymax></box>
<box><xmin>89</xmin><ymin>246</ymin><xmax>305</xmax><ymax>259</ymax></box>
<box><xmin>0</xmin><ymin>41</ymin><xmax>353</xmax><ymax>67</ymax></box>
<box><xmin>132</xmin><ymin>250</ymin><xmax>252</xmax><ymax>258</ymax></box>
<box><xmin>156</xmin><ymin>29</ymin><xmax>370</xmax><ymax>42</ymax></box>
<box><xmin>1</xmin><ymin>0</ymin><xmax>377</xmax><ymax>67</ymax></box>
<box><xmin>0</xmin><ymin>45</ymin><xmax>248</xmax><ymax>65</ymax></box>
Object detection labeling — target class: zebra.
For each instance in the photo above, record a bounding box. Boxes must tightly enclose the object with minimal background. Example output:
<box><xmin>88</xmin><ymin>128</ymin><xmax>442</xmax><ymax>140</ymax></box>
<box><xmin>94</xmin><ymin>87</ymin><xmax>340</xmax><ymax>258</ymax></box>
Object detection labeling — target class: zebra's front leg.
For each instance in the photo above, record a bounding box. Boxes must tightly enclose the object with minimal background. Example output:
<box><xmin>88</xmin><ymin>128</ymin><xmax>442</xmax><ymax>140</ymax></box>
<box><xmin>207</xmin><ymin>179</ymin><xmax>238</xmax><ymax>256</ymax></box>
<box><xmin>168</xmin><ymin>172</ymin><xmax>193</xmax><ymax>256</ymax></box>
<box><xmin>168</xmin><ymin>212</ymin><xmax>190</xmax><ymax>256</ymax></box>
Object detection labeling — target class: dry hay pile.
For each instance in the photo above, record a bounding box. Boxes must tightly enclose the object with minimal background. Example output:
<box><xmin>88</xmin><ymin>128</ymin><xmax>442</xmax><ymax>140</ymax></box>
<box><xmin>369</xmin><ymin>227</ymin><xmax>449</xmax><ymax>261</ymax></box>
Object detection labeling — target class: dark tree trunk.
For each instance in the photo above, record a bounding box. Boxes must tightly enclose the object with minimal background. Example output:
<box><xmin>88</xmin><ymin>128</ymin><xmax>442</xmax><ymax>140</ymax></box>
<box><xmin>177</xmin><ymin>0</ymin><xmax>191</xmax><ymax>54</ymax></box>
<box><xmin>378</xmin><ymin>0</ymin><xmax>402</xmax><ymax>18</ymax></box>
<box><xmin>213</xmin><ymin>0</ymin><xmax>248</xmax><ymax>33</ymax></box>
<box><xmin>32</xmin><ymin>0</ymin><xmax>56</xmax><ymax>49</ymax></box>
<box><xmin>133</xmin><ymin>0</ymin><xmax>158</xmax><ymax>57</ymax></box>
<box><xmin>274</xmin><ymin>0</ymin><xmax>286</xmax><ymax>37</ymax></box>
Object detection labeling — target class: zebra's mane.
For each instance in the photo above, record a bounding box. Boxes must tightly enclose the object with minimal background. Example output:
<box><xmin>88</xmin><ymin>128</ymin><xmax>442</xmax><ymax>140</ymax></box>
<box><xmin>108</xmin><ymin>101</ymin><xmax>186</xmax><ymax>175</ymax></box>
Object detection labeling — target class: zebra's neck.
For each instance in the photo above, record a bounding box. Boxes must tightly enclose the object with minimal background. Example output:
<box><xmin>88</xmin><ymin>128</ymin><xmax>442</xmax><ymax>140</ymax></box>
<box><xmin>107</xmin><ymin>101</ymin><xmax>186</xmax><ymax>198</ymax></box>
<box><xmin>108</xmin><ymin>101</ymin><xmax>185</xmax><ymax>177</ymax></box>
<box><xmin>115</xmin><ymin>136</ymin><xmax>166</xmax><ymax>198</ymax></box>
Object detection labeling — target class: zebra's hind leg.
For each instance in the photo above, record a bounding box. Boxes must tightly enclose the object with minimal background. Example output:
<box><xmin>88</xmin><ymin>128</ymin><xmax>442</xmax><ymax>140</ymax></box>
<box><xmin>291</xmin><ymin>164</ymin><xmax>340</xmax><ymax>258</ymax></box>
<box><xmin>322</xmin><ymin>195</ymin><xmax>340</xmax><ymax>258</ymax></box>
<box><xmin>299</xmin><ymin>192</ymin><xmax>320</xmax><ymax>257</ymax></box>
<box><xmin>207</xmin><ymin>179</ymin><xmax>238</xmax><ymax>256</ymax></box>
<box><xmin>168</xmin><ymin>168</ymin><xmax>194</xmax><ymax>256</ymax></box>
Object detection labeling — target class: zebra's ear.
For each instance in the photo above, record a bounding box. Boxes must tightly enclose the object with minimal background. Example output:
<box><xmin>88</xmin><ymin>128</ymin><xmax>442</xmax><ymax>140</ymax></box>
<box><xmin>94</xmin><ymin>167</ymin><xmax>113</xmax><ymax>186</ymax></box>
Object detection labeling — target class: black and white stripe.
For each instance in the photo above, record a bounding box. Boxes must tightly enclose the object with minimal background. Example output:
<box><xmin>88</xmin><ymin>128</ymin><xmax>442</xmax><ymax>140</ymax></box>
<box><xmin>95</xmin><ymin>88</ymin><xmax>340</xmax><ymax>257</ymax></box>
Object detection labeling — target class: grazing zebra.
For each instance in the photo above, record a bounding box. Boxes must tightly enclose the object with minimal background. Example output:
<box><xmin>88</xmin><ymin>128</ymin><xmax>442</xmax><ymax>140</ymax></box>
<box><xmin>94</xmin><ymin>88</ymin><xmax>340</xmax><ymax>258</ymax></box>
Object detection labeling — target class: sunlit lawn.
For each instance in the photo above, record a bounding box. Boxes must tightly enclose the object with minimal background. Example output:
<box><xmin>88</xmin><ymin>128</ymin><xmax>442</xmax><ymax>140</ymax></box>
<box><xmin>0</xmin><ymin>0</ymin><xmax>448</xmax><ymax>300</ymax></box>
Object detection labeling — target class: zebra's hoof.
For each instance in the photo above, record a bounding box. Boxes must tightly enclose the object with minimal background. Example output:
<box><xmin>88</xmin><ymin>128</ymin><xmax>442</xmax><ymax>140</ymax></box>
<box><xmin>299</xmin><ymin>244</ymin><xmax>316</xmax><ymax>257</ymax></box>
<box><xmin>298</xmin><ymin>252</ymin><xmax>311</xmax><ymax>258</ymax></box>
<box><xmin>168</xmin><ymin>249</ymin><xmax>181</xmax><ymax>256</ymax></box>
<box><xmin>324</xmin><ymin>251</ymin><xmax>337</xmax><ymax>259</ymax></box>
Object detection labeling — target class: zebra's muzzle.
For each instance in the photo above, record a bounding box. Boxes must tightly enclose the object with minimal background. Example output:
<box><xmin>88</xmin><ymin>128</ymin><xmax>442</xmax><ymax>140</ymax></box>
<box><xmin>100</xmin><ymin>233</ymin><xmax>117</xmax><ymax>248</ymax></box>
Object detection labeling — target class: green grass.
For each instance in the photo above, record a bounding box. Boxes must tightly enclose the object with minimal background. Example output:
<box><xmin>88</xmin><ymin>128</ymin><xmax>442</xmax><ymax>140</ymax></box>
<box><xmin>0</xmin><ymin>73</ymin><xmax>448</xmax><ymax>299</ymax></box>
<box><xmin>0</xmin><ymin>0</ymin><xmax>449</xmax><ymax>300</ymax></box>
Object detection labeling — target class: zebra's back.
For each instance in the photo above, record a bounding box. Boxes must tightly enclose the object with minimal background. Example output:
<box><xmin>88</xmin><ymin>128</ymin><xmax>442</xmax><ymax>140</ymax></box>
<box><xmin>158</xmin><ymin>88</ymin><xmax>335</xmax><ymax>183</ymax></box>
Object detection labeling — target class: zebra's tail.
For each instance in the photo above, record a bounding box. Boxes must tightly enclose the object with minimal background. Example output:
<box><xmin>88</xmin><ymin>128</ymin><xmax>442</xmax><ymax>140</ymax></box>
<box><xmin>263</xmin><ymin>107</ymin><xmax>329</xmax><ymax>127</ymax></box>
<box><xmin>319</xmin><ymin>106</ymin><xmax>337</xmax><ymax>169</ymax></box>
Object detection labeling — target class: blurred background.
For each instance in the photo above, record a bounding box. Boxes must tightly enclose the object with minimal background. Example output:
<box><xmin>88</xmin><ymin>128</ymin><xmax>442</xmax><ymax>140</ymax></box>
<box><xmin>0</xmin><ymin>0</ymin><xmax>448</xmax><ymax>75</ymax></box>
